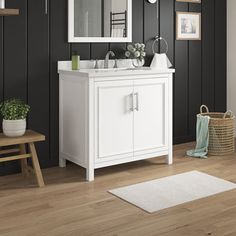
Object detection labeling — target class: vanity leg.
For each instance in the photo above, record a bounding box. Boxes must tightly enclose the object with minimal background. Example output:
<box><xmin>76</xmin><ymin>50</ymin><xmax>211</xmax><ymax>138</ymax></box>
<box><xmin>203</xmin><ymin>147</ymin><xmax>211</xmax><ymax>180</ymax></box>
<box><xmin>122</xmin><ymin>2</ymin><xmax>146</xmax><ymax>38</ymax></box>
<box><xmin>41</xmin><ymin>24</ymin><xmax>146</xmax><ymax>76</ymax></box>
<box><xmin>86</xmin><ymin>168</ymin><xmax>94</xmax><ymax>182</ymax></box>
<box><xmin>59</xmin><ymin>156</ymin><xmax>66</xmax><ymax>168</ymax></box>
<box><xmin>166</xmin><ymin>149</ymin><xmax>173</xmax><ymax>165</ymax></box>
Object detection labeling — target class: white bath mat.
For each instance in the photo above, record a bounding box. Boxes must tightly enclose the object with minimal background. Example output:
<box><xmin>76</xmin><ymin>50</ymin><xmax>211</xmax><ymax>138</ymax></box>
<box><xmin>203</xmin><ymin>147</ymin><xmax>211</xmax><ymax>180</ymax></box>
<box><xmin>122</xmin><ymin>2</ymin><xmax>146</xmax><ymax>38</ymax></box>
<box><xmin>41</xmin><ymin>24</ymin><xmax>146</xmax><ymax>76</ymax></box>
<box><xmin>109</xmin><ymin>171</ymin><xmax>236</xmax><ymax>213</ymax></box>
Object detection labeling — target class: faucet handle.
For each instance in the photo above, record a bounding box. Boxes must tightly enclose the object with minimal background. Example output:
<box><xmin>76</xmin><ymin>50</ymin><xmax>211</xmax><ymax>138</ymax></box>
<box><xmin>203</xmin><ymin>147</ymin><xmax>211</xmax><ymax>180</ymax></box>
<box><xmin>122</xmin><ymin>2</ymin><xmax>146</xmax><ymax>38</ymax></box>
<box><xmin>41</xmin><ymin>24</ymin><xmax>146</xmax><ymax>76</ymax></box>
<box><xmin>94</xmin><ymin>60</ymin><xmax>99</xmax><ymax>69</ymax></box>
<box><xmin>114</xmin><ymin>59</ymin><xmax>118</xmax><ymax>69</ymax></box>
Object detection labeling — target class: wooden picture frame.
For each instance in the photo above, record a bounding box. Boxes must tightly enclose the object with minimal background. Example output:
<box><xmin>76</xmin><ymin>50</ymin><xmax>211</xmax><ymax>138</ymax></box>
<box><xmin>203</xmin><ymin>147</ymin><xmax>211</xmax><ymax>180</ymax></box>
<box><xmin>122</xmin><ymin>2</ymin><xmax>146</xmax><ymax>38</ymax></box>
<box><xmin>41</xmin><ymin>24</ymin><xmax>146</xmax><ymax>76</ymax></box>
<box><xmin>176</xmin><ymin>0</ymin><xmax>201</xmax><ymax>3</ymax></box>
<box><xmin>176</xmin><ymin>12</ymin><xmax>201</xmax><ymax>40</ymax></box>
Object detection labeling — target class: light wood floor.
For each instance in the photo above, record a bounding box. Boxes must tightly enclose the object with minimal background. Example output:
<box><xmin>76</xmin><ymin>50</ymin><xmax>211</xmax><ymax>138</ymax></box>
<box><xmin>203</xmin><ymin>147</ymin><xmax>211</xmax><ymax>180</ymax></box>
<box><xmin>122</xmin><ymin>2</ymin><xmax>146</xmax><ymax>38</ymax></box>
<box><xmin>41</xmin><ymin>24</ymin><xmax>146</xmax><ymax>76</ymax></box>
<box><xmin>0</xmin><ymin>142</ymin><xmax>236</xmax><ymax>236</ymax></box>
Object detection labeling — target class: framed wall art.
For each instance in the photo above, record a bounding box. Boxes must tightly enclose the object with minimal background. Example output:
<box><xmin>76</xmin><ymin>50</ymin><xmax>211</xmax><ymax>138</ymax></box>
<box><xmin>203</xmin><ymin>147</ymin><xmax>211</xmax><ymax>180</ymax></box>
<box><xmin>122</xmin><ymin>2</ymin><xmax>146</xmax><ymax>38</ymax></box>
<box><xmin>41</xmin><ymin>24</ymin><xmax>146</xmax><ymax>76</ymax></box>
<box><xmin>176</xmin><ymin>12</ymin><xmax>201</xmax><ymax>40</ymax></box>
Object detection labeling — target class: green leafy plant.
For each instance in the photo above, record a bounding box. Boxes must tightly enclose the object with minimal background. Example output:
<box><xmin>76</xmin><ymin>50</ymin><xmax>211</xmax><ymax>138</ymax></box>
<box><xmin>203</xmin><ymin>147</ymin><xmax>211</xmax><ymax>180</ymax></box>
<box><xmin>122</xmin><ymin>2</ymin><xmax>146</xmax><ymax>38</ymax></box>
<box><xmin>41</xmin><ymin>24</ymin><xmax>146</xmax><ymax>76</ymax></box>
<box><xmin>125</xmin><ymin>43</ymin><xmax>146</xmax><ymax>61</ymax></box>
<box><xmin>0</xmin><ymin>99</ymin><xmax>30</xmax><ymax>120</ymax></box>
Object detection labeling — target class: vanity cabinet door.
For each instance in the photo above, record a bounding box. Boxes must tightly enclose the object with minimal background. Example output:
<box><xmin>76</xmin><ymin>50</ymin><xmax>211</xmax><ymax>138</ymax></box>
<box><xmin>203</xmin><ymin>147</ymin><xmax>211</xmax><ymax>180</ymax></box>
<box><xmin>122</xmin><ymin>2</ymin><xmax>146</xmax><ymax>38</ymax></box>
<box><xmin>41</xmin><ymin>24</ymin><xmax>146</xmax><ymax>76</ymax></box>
<box><xmin>95</xmin><ymin>80</ymin><xmax>134</xmax><ymax>163</ymax></box>
<box><xmin>133</xmin><ymin>78</ymin><xmax>169</xmax><ymax>157</ymax></box>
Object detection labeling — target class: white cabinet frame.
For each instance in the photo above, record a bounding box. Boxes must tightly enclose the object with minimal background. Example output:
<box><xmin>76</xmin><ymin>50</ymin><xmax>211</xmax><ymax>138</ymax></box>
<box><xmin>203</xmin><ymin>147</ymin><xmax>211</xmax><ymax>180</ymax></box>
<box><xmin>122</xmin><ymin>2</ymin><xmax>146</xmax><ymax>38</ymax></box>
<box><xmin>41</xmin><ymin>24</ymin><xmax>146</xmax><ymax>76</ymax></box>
<box><xmin>59</xmin><ymin>66</ymin><xmax>174</xmax><ymax>181</ymax></box>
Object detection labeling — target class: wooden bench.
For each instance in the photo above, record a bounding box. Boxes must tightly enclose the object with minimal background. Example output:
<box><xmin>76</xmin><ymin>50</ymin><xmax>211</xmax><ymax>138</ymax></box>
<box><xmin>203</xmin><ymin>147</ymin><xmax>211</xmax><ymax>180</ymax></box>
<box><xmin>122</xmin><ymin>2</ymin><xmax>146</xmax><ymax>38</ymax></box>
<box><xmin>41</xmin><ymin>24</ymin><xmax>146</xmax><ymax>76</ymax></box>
<box><xmin>0</xmin><ymin>130</ymin><xmax>45</xmax><ymax>187</ymax></box>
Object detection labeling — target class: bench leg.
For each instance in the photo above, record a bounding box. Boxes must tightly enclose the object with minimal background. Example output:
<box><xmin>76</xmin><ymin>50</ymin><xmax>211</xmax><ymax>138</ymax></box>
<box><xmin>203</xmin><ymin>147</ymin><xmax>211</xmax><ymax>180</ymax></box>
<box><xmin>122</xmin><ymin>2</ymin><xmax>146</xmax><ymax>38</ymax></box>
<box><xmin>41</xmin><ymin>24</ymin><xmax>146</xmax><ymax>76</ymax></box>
<box><xmin>29</xmin><ymin>142</ymin><xmax>45</xmax><ymax>187</ymax></box>
<box><xmin>19</xmin><ymin>144</ymin><xmax>30</xmax><ymax>177</ymax></box>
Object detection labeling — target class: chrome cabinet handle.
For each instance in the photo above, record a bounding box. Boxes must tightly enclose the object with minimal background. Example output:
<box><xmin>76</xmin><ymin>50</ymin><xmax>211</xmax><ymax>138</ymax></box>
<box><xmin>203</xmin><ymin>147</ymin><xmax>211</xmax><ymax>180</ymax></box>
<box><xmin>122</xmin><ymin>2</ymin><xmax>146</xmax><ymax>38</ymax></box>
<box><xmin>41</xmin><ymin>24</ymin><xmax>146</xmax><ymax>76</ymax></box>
<box><xmin>134</xmin><ymin>93</ymin><xmax>139</xmax><ymax>111</ymax></box>
<box><xmin>130</xmin><ymin>93</ymin><xmax>134</xmax><ymax>111</ymax></box>
<box><xmin>45</xmin><ymin>0</ymin><xmax>48</xmax><ymax>14</ymax></box>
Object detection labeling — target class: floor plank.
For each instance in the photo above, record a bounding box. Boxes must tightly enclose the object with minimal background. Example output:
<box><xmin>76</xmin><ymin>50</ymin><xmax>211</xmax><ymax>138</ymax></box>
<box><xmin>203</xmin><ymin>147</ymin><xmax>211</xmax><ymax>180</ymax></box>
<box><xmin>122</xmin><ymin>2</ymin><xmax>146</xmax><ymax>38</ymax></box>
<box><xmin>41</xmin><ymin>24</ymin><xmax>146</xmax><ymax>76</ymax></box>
<box><xmin>0</xmin><ymin>142</ymin><xmax>236</xmax><ymax>236</ymax></box>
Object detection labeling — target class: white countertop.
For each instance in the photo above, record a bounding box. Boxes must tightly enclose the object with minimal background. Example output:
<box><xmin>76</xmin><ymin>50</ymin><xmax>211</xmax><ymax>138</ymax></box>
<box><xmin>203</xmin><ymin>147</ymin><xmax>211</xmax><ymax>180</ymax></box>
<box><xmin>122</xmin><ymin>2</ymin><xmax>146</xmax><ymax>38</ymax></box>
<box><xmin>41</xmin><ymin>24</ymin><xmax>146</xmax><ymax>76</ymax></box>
<box><xmin>58</xmin><ymin>67</ymin><xmax>175</xmax><ymax>77</ymax></box>
<box><xmin>58</xmin><ymin>60</ymin><xmax>175</xmax><ymax>78</ymax></box>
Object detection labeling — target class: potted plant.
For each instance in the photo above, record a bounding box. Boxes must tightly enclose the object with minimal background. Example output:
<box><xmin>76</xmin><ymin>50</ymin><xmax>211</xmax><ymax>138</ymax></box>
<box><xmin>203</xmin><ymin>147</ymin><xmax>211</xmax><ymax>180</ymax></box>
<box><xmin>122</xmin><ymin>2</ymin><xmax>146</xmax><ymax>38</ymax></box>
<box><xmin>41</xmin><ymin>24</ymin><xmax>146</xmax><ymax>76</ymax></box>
<box><xmin>0</xmin><ymin>99</ymin><xmax>30</xmax><ymax>137</ymax></box>
<box><xmin>125</xmin><ymin>43</ymin><xmax>146</xmax><ymax>68</ymax></box>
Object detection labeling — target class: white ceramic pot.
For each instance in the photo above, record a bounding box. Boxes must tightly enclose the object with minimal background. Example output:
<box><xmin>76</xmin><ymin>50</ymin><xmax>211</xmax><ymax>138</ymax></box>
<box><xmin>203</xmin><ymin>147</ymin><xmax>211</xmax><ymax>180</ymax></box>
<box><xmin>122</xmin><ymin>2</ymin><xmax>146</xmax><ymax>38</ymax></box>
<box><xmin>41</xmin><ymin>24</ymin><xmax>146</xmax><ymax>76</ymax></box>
<box><xmin>3</xmin><ymin>119</ymin><xmax>26</xmax><ymax>137</ymax></box>
<box><xmin>0</xmin><ymin>0</ymin><xmax>5</xmax><ymax>9</ymax></box>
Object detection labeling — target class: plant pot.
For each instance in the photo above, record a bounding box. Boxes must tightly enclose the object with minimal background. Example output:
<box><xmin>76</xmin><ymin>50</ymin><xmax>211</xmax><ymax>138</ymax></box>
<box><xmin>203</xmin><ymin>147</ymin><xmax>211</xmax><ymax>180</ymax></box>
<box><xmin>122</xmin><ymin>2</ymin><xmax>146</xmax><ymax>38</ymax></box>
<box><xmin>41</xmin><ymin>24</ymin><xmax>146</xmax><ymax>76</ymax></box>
<box><xmin>0</xmin><ymin>0</ymin><xmax>5</xmax><ymax>9</ymax></box>
<box><xmin>2</xmin><ymin>119</ymin><xmax>26</xmax><ymax>137</ymax></box>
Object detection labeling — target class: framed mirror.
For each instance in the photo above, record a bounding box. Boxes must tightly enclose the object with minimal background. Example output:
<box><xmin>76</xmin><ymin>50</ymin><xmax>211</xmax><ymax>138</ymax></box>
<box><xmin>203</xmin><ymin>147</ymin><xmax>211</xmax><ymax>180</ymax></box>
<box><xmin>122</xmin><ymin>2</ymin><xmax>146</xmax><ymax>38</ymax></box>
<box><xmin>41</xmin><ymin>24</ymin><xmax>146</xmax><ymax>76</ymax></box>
<box><xmin>68</xmin><ymin>0</ymin><xmax>132</xmax><ymax>43</ymax></box>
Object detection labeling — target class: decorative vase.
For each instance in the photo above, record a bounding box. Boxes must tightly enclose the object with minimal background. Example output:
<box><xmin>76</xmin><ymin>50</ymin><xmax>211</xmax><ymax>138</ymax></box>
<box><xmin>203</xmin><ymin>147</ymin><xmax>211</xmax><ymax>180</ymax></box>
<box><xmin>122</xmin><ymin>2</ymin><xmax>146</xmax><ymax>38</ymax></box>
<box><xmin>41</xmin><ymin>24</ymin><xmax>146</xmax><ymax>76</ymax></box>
<box><xmin>132</xmin><ymin>58</ymin><xmax>145</xmax><ymax>68</ymax></box>
<box><xmin>3</xmin><ymin>119</ymin><xmax>26</xmax><ymax>137</ymax></box>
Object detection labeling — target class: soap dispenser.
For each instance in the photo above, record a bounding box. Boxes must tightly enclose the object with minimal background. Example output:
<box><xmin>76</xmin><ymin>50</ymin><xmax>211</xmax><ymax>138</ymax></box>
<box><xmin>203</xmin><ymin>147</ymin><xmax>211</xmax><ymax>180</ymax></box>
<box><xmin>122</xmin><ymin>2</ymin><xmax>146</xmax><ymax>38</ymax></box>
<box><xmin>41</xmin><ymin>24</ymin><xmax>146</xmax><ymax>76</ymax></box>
<box><xmin>72</xmin><ymin>51</ymin><xmax>80</xmax><ymax>70</ymax></box>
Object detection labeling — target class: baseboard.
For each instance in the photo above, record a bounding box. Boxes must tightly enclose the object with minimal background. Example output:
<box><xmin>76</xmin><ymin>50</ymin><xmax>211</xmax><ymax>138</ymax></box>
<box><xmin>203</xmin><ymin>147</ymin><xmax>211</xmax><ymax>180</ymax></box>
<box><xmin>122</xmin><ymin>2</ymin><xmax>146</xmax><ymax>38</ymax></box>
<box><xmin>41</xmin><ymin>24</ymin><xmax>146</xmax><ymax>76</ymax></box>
<box><xmin>174</xmin><ymin>136</ymin><xmax>195</xmax><ymax>145</ymax></box>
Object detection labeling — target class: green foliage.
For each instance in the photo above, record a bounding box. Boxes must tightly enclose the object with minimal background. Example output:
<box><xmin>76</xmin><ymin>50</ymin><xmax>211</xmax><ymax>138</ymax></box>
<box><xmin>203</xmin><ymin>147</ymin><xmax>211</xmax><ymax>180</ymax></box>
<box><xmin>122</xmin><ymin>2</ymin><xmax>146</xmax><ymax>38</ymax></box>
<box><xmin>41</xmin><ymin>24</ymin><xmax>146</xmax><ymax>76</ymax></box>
<box><xmin>0</xmin><ymin>99</ymin><xmax>30</xmax><ymax>120</ymax></box>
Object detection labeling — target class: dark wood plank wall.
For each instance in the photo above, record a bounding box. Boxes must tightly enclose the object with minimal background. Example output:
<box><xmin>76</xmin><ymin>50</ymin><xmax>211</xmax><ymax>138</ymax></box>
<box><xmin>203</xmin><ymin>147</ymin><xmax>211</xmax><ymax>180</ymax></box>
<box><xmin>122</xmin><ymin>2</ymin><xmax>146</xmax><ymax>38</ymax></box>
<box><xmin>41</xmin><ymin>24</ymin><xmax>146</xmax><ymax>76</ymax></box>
<box><xmin>0</xmin><ymin>0</ymin><xmax>226</xmax><ymax>174</ymax></box>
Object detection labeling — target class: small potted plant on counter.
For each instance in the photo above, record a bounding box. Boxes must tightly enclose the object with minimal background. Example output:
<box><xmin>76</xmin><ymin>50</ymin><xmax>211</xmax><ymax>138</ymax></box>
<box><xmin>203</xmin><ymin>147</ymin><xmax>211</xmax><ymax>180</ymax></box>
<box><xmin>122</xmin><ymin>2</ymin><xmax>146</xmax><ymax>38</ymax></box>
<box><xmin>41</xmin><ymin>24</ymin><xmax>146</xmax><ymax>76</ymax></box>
<box><xmin>0</xmin><ymin>99</ymin><xmax>30</xmax><ymax>137</ymax></box>
<box><xmin>125</xmin><ymin>43</ymin><xmax>146</xmax><ymax>68</ymax></box>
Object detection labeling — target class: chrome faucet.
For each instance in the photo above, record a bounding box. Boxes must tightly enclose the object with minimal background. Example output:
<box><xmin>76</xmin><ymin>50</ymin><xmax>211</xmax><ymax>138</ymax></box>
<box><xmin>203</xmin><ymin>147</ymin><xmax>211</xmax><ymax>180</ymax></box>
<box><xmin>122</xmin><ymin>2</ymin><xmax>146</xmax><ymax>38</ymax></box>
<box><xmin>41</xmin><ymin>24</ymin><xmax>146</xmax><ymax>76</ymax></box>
<box><xmin>104</xmin><ymin>51</ymin><xmax>115</xmax><ymax>69</ymax></box>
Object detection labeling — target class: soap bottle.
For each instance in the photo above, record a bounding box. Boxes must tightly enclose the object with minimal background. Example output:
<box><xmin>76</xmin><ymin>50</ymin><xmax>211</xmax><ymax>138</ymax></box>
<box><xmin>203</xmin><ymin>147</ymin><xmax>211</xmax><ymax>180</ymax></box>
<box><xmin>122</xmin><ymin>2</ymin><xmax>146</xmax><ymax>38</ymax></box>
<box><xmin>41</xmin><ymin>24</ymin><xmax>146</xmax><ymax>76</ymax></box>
<box><xmin>72</xmin><ymin>51</ymin><xmax>80</xmax><ymax>70</ymax></box>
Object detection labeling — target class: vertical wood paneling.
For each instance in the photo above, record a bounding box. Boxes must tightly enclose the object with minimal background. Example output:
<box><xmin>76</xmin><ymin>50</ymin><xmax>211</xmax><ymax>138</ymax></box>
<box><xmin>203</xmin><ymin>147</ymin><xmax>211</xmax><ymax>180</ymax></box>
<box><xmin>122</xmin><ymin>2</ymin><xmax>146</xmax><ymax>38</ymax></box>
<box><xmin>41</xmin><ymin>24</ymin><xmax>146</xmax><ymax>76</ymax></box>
<box><xmin>110</xmin><ymin>43</ymin><xmax>126</xmax><ymax>58</ymax></box>
<box><xmin>4</xmin><ymin>0</ymin><xmax>27</xmax><ymax>100</ymax></box>
<box><xmin>0</xmin><ymin>0</ymin><xmax>227</xmax><ymax>174</ymax></box>
<box><xmin>1</xmin><ymin>0</ymin><xmax>27</xmax><ymax>174</ymax></box>
<box><xmin>50</xmin><ymin>0</ymin><xmax>70</xmax><ymax>165</ymax></box>
<box><xmin>28</xmin><ymin>0</ymin><xmax>50</xmax><ymax>167</ymax></box>
<box><xmin>71</xmin><ymin>44</ymin><xmax>91</xmax><ymax>60</ymax></box>
<box><xmin>160</xmin><ymin>0</ymin><xmax>174</xmax><ymax>64</ymax></box>
<box><xmin>91</xmin><ymin>43</ymin><xmax>109</xmax><ymax>59</ymax></box>
<box><xmin>0</xmin><ymin>18</ymin><xmax>3</xmax><ymax>114</ymax></box>
<box><xmin>0</xmin><ymin>16</ymin><xmax>4</xmax><ymax>175</ymax></box>
<box><xmin>132</xmin><ymin>0</ymin><xmax>143</xmax><ymax>43</ymax></box>
<box><xmin>214</xmin><ymin>0</ymin><xmax>226</xmax><ymax>112</ymax></box>
<box><xmin>144</xmin><ymin>1</ymin><xmax>158</xmax><ymax>65</ymax></box>
<box><xmin>202</xmin><ymin>0</ymin><xmax>215</xmax><ymax>111</ymax></box>
<box><xmin>188</xmin><ymin>3</ymin><xmax>202</xmax><ymax>137</ymax></box>
<box><xmin>174</xmin><ymin>2</ymin><xmax>189</xmax><ymax>141</ymax></box>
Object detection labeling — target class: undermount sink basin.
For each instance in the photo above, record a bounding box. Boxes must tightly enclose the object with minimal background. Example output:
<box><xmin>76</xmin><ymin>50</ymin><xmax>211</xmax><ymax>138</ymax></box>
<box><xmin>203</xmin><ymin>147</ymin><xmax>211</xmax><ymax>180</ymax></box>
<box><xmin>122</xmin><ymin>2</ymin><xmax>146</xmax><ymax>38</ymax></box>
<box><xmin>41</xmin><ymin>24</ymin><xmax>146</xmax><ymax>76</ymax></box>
<box><xmin>92</xmin><ymin>67</ymin><xmax>152</xmax><ymax>73</ymax></box>
<box><xmin>94</xmin><ymin>67</ymin><xmax>129</xmax><ymax>72</ymax></box>
<box><xmin>65</xmin><ymin>59</ymin><xmax>152</xmax><ymax>73</ymax></box>
<box><xmin>126</xmin><ymin>67</ymin><xmax>151</xmax><ymax>71</ymax></box>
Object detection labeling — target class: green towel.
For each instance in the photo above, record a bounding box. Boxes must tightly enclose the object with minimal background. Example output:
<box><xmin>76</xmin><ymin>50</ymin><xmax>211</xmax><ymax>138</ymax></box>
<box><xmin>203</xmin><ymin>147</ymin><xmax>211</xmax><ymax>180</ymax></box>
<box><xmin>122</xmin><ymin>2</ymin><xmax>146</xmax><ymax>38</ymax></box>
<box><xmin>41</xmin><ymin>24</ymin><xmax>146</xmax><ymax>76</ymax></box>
<box><xmin>187</xmin><ymin>114</ymin><xmax>210</xmax><ymax>159</ymax></box>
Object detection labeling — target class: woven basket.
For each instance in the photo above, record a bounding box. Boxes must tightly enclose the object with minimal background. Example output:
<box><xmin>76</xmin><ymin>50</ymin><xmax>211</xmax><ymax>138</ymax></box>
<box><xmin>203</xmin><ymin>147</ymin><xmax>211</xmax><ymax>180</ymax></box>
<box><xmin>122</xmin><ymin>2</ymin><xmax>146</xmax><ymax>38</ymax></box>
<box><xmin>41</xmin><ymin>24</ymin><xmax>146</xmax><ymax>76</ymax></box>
<box><xmin>199</xmin><ymin>105</ymin><xmax>235</xmax><ymax>156</ymax></box>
